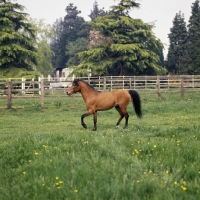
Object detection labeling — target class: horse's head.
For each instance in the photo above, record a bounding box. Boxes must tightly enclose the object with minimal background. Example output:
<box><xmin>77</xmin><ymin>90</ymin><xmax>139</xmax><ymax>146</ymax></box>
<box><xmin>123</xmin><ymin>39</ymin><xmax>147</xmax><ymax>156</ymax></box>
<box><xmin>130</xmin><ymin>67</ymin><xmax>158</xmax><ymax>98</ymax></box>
<box><xmin>66</xmin><ymin>79</ymin><xmax>81</xmax><ymax>95</ymax></box>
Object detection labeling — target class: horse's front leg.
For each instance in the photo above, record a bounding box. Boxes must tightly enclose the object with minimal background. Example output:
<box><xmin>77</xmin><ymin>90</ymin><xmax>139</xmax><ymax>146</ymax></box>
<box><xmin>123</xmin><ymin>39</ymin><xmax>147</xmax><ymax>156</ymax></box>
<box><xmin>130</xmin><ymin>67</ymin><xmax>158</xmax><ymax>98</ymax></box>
<box><xmin>81</xmin><ymin>110</ymin><xmax>95</xmax><ymax>130</ymax></box>
<box><xmin>81</xmin><ymin>113</ymin><xmax>89</xmax><ymax>129</ymax></box>
<box><xmin>92</xmin><ymin>111</ymin><xmax>97</xmax><ymax>131</ymax></box>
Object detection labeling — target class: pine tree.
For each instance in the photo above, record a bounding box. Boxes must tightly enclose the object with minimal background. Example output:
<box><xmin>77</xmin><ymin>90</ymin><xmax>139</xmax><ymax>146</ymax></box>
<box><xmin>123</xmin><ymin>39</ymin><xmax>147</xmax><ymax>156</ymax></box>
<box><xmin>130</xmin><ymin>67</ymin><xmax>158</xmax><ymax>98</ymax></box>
<box><xmin>51</xmin><ymin>4</ymin><xmax>90</xmax><ymax>69</ymax></box>
<box><xmin>166</xmin><ymin>11</ymin><xmax>190</xmax><ymax>74</ymax></box>
<box><xmin>74</xmin><ymin>0</ymin><xmax>165</xmax><ymax>76</ymax></box>
<box><xmin>188</xmin><ymin>0</ymin><xmax>200</xmax><ymax>74</ymax></box>
<box><xmin>0</xmin><ymin>0</ymin><xmax>38</xmax><ymax>70</ymax></box>
<box><xmin>89</xmin><ymin>0</ymin><xmax>106</xmax><ymax>21</ymax></box>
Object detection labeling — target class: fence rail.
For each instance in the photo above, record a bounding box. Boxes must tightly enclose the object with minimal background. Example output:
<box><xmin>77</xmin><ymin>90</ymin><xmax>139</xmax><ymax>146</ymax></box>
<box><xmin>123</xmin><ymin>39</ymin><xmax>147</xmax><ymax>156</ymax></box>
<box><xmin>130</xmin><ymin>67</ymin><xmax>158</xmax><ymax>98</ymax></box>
<box><xmin>0</xmin><ymin>75</ymin><xmax>200</xmax><ymax>109</ymax></box>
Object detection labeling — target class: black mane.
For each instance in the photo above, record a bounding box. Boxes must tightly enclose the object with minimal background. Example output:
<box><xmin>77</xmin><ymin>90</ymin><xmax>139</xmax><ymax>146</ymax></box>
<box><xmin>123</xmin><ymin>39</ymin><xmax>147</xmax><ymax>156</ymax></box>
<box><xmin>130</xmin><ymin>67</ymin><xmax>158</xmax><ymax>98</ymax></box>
<box><xmin>73</xmin><ymin>79</ymin><xmax>97</xmax><ymax>91</ymax></box>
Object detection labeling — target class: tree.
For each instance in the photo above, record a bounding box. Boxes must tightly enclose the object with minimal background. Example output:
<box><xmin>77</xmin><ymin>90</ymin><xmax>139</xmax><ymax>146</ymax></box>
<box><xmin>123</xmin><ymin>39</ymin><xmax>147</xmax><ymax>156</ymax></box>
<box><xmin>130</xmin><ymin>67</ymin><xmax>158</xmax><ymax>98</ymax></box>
<box><xmin>0</xmin><ymin>0</ymin><xmax>38</xmax><ymax>71</ymax></box>
<box><xmin>89</xmin><ymin>0</ymin><xmax>106</xmax><ymax>21</ymax></box>
<box><xmin>66</xmin><ymin>37</ymin><xmax>89</xmax><ymax>67</ymax></box>
<box><xmin>187</xmin><ymin>0</ymin><xmax>200</xmax><ymax>74</ymax></box>
<box><xmin>166</xmin><ymin>11</ymin><xmax>190</xmax><ymax>74</ymax></box>
<box><xmin>51</xmin><ymin>4</ymin><xmax>90</xmax><ymax>69</ymax></box>
<box><xmin>74</xmin><ymin>0</ymin><xmax>166</xmax><ymax>76</ymax></box>
<box><xmin>50</xmin><ymin>18</ymin><xmax>64</xmax><ymax>68</ymax></box>
<box><xmin>30</xmin><ymin>18</ymin><xmax>55</xmax><ymax>76</ymax></box>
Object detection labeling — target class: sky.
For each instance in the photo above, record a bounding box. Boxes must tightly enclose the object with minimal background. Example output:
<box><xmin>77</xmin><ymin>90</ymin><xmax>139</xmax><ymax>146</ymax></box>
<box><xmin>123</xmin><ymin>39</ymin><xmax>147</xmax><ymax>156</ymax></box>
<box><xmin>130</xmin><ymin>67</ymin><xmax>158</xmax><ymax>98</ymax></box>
<box><xmin>16</xmin><ymin>0</ymin><xmax>195</xmax><ymax>58</ymax></box>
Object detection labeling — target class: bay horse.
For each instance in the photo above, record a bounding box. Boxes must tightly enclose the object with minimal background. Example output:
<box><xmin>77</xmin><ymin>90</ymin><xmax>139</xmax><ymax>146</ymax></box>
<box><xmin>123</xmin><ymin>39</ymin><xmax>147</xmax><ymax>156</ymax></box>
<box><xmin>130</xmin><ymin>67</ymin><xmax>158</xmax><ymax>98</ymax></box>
<box><xmin>67</xmin><ymin>79</ymin><xmax>142</xmax><ymax>131</ymax></box>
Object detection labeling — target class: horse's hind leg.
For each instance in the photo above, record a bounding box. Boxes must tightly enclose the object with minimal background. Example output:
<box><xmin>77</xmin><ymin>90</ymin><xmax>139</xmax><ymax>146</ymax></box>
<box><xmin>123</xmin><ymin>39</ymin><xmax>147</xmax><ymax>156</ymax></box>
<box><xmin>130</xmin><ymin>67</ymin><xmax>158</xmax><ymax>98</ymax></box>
<box><xmin>115</xmin><ymin>105</ymin><xmax>129</xmax><ymax>129</ymax></box>
<box><xmin>124</xmin><ymin>112</ymin><xmax>129</xmax><ymax>129</ymax></box>
<box><xmin>115</xmin><ymin>105</ymin><xmax>125</xmax><ymax>128</ymax></box>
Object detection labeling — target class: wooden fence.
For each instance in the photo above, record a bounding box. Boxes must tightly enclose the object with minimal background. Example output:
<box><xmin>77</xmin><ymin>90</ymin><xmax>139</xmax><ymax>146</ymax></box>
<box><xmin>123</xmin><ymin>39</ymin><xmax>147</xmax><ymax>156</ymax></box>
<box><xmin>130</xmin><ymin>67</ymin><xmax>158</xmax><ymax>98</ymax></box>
<box><xmin>0</xmin><ymin>75</ymin><xmax>200</xmax><ymax>109</ymax></box>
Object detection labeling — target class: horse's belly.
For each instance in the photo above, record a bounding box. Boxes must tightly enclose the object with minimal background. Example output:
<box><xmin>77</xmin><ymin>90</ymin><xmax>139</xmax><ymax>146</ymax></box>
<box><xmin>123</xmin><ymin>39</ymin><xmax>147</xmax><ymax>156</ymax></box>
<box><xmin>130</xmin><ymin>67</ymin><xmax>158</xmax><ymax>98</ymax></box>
<box><xmin>96</xmin><ymin>97</ymin><xmax>116</xmax><ymax>111</ymax></box>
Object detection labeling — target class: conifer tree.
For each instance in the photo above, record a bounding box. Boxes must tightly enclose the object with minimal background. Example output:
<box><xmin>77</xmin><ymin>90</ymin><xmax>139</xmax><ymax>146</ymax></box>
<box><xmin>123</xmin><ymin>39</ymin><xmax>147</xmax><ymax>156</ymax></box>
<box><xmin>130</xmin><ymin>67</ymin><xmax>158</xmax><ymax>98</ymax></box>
<box><xmin>166</xmin><ymin>11</ymin><xmax>189</xmax><ymax>74</ymax></box>
<box><xmin>0</xmin><ymin>0</ymin><xmax>38</xmax><ymax>70</ymax></box>
<box><xmin>74</xmin><ymin>0</ymin><xmax>165</xmax><ymax>76</ymax></box>
<box><xmin>188</xmin><ymin>0</ymin><xmax>200</xmax><ymax>74</ymax></box>
<box><xmin>51</xmin><ymin>4</ymin><xmax>90</xmax><ymax>69</ymax></box>
<box><xmin>89</xmin><ymin>0</ymin><xmax>106</xmax><ymax>21</ymax></box>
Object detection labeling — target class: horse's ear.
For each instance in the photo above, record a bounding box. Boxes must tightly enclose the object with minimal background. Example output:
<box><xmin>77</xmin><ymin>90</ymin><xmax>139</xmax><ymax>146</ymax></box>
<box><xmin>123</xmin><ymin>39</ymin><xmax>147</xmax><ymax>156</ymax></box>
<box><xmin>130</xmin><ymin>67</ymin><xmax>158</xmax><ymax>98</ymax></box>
<box><xmin>73</xmin><ymin>79</ymin><xmax>79</xmax><ymax>86</ymax></box>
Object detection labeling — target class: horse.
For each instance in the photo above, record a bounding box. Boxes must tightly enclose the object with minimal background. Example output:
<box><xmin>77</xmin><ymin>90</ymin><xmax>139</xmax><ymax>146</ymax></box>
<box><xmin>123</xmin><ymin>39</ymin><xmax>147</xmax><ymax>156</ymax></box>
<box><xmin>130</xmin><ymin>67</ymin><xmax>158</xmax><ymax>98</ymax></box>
<box><xmin>67</xmin><ymin>79</ymin><xmax>142</xmax><ymax>131</ymax></box>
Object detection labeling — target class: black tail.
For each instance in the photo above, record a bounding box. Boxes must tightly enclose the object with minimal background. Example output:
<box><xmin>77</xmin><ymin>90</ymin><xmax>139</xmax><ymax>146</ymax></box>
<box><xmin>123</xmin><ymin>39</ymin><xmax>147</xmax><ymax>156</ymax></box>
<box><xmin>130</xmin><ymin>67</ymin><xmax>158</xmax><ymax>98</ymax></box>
<box><xmin>128</xmin><ymin>90</ymin><xmax>142</xmax><ymax>118</ymax></box>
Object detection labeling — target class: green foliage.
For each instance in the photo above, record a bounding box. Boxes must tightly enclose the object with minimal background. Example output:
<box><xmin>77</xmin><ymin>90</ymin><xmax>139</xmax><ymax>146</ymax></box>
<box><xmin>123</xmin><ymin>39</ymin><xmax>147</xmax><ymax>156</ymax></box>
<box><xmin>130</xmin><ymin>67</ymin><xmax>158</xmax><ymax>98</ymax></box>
<box><xmin>166</xmin><ymin>12</ymin><xmax>190</xmax><ymax>75</ymax></box>
<box><xmin>66</xmin><ymin>37</ymin><xmax>89</xmax><ymax>67</ymax></box>
<box><xmin>89</xmin><ymin>0</ymin><xmax>107</xmax><ymax>21</ymax></box>
<box><xmin>0</xmin><ymin>0</ymin><xmax>38</xmax><ymax>70</ymax></box>
<box><xmin>74</xmin><ymin>0</ymin><xmax>166</xmax><ymax>76</ymax></box>
<box><xmin>0</xmin><ymin>66</ymin><xmax>40</xmax><ymax>79</ymax></box>
<box><xmin>51</xmin><ymin>4</ymin><xmax>90</xmax><ymax>69</ymax></box>
<box><xmin>30</xmin><ymin>18</ymin><xmax>55</xmax><ymax>76</ymax></box>
<box><xmin>187</xmin><ymin>0</ymin><xmax>200</xmax><ymax>74</ymax></box>
<box><xmin>0</xmin><ymin>93</ymin><xmax>200</xmax><ymax>199</ymax></box>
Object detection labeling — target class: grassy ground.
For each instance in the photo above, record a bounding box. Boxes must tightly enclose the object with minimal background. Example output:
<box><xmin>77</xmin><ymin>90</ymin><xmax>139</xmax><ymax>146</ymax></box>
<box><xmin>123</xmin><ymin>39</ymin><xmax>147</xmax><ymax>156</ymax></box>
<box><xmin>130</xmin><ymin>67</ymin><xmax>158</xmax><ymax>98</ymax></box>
<box><xmin>0</xmin><ymin>92</ymin><xmax>200</xmax><ymax>200</ymax></box>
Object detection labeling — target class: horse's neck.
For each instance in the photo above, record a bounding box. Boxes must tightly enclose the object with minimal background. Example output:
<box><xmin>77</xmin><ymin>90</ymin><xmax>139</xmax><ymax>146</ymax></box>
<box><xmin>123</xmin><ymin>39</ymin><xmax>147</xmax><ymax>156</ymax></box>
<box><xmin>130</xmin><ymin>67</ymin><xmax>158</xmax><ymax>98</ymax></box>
<box><xmin>80</xmin><ymin>84</ymin><xmax>97</xmax><ymax>102</ymax></box>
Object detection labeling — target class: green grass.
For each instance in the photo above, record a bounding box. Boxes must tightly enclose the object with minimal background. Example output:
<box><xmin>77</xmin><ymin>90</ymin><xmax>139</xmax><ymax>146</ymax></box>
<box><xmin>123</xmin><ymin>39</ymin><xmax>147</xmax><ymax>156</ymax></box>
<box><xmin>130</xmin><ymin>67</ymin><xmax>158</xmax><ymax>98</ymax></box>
<box><xmin>0</xmin><ymin>93</ymin><xmax>200</xmax><ymax>199</ymax></box>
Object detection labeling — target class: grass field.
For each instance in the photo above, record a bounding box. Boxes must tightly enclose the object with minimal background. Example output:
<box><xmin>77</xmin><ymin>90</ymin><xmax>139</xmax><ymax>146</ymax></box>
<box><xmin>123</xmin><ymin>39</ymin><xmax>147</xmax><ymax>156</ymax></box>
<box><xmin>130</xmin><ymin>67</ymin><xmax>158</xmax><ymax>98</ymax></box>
<box><xmin>0</xmin><ymin>92</ymin><xmax>200</xmax><ymax>200</ymax></box>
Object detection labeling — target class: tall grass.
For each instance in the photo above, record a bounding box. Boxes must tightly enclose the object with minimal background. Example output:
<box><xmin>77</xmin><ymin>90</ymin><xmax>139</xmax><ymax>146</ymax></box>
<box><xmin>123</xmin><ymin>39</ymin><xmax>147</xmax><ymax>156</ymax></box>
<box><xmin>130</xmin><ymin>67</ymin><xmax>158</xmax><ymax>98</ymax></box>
<box><xmin>0</xmin><ymin>92</ymin><xmax>200</xmax><ymax>199</ymax></box>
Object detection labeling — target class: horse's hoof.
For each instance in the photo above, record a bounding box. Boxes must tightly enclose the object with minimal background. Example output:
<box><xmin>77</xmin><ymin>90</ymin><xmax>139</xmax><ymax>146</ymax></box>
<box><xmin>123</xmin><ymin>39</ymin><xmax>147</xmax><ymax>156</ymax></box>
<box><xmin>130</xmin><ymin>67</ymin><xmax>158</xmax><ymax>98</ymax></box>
<box><xmin>92</xmin><ymin>128</ymin><xmax>97</xmax><ymax>131</ymax></box>
<box><xmin>116</xmin><ymin>125</ymin><xmax>119</xmax><ymax>128</ymax></box>
<box><xmin>82</xmin><ymin>124</ymin><xmax>87</xmax><ymax>129</ymax></box>
<box><xmin>123</xmin><ymin>126</ymin><xmax>128</xmax><ymax>129</ymax></box>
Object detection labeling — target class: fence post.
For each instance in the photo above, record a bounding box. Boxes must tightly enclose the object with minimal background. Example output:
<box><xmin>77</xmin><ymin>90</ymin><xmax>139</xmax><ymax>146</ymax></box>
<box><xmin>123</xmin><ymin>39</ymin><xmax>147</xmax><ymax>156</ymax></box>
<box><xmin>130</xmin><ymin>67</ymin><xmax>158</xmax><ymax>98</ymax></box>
<box><xmin>7</xmin><ymin>81</ymin><xmax>12</xmax><ymax>109</ymax></box>
<box><xmin>129</xmin><ymin>78</ymin><xmax>132</xmax><ymax>90</ymax></box>
<box><xmin>181</xmin><ymin>78</ymin><xmax>184</xmax><ymax>99</ymax></box>
<box><xmin>103</xmin><ymin>77</ymin><xmax>106</xmax><ymax>91</ymax></box>
<box><xmin>157</xmin><ymin>76</ymin><xmax>161</xmax><ymax>100</ymax></box>
<box><xmin>145</xmin><ymin>76</ymin><xmax>147</xmax><ymax>89</ymax></box>
<box><xmin>22</xmin><ymin>77</ymin><xmax>25</xmax><ymax>94</ymax></box>
<box><xmin>40</xmin><ymin>78</ymin><xmax>44</xmax><ymax>108</ymax></box>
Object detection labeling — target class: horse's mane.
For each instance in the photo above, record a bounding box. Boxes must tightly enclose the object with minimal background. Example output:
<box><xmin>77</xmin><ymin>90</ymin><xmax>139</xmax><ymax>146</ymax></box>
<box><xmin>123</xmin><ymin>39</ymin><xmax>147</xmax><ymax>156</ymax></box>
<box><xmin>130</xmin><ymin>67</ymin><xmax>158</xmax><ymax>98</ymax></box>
<box><xmin>74</xmin><ymin>79</ymin><xmax>97</xmax><ymax>91</ymax></box>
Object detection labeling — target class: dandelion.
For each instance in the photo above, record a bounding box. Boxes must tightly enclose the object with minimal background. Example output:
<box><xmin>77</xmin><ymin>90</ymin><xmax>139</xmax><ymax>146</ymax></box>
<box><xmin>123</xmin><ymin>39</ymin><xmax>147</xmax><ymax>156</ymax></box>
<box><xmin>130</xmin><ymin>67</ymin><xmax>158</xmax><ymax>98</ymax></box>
<box><xmin>28</xmin><ymin>160</ymin><xmax>32</xmax><ymax>163</ymax></box>
<box><xmin>198</xmin><ymin>171</ymin><xmax>200</xmax><ymax>174</ymax></box>
<box><xmin>174</xmin><ymin>181</ymin><xmax>178</xmax><ymax>185</ymax></box>
<box><xmin>182</xmin><ymin>181</ymin><xmax>186</xmax><ymax>185</ymax></box>
<box><xmin>59</xmin><ymin>181</ymin><xmax>63</xmax><ymax>184</ymax></box>
<box><xmin>136</xmin><ymin>180</ymin><xmax>140</xmax><ymax>183</ymax></box>
<box><xmin>35</xmin><ymin>151</ymin><xmax>39</xmax><ymax>155</ymax></box>
<box><xmin>153</xmin><ymin>145</ymin><xmax>156</xmax><ymax>148</ymax></box>
<box><xmin>42</xmin><ymin>184</ymin><xmax>45</xmax><ymax>186</ymax></box>
<box><xmin>149</xmin><ymin>170</ymin><xmax>152</xmax><ymax>173</ymax></box>
<box><xmin>55</xmin><ymin>182</ymin><xmax>60</xmax><ymax>186</ymax></box>
<box><xmin>22</xmin><ymin>171</ymin><xmax>26</xmax><ymax>175</ymax></box>
<box><xmin>56</xmin><ymin>176</ymin><xmax>59</xmax><ymax>180</ymax></box>
<box><xmin>134</xmin><ymin>149</ymin><xmax>139</xmax><ymax>154</ymax></box>
<box><xmin>74</xmin><ymin>189</ymin><xmax>78</xmax><ymax>193</ymax></box>
<box><xmin>165</xmin><ymin>170</ymin><xmax>169</xmax><ymax>174</ymax></box>
<box><xmin>181</xmin><ymin>186</ymin><xmax>187</xmax><ymax>191</ymax></box>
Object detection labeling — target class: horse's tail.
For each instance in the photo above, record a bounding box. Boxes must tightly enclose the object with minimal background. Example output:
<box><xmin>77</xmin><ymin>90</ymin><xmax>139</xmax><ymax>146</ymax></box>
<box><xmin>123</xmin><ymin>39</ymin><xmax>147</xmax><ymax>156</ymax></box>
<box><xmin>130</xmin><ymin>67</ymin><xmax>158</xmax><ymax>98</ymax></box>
<box><xmin>128</xmin><ymin>90</ymin><xmax>142</xmax><ymax>118</ymax></box>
